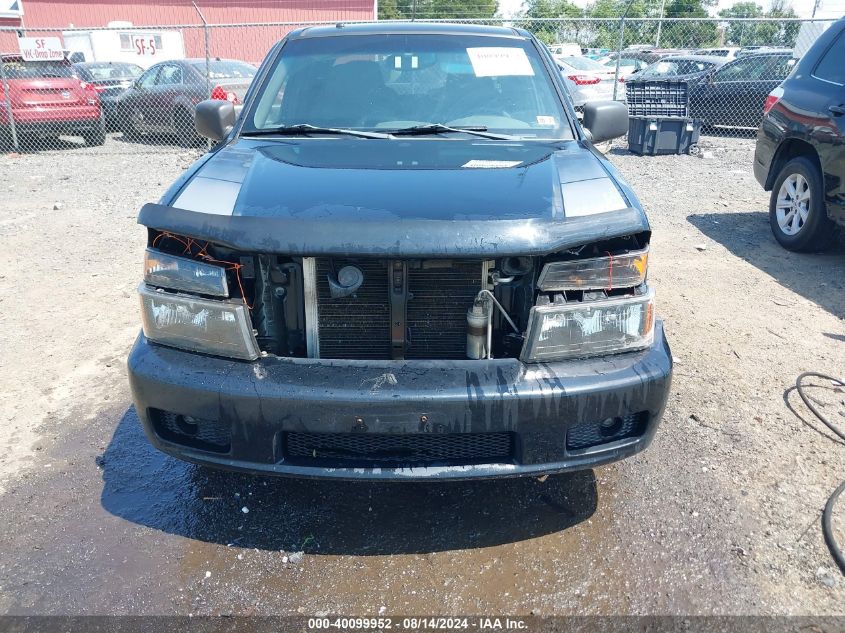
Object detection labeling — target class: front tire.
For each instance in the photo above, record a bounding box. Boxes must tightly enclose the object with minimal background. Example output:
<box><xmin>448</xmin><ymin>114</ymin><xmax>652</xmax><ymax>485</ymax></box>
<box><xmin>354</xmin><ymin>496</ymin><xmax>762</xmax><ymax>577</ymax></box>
<box><xmin>0</xmin><ymin>126</ymin><xmax>12</xmax><ymax>151</ymax></box>
<box><xmin>175</xmin><ymin>108</ymin><xmax>201</xmax><ymax>148</ymax></box>
<box><xmin>120</xmin><ymin>107</ymin><xmax>141</xmax><ymax>141</ymax></box>
<box><xmin>82</xmin><ymin>120</ymin><xmax>106</xmax><ymax>147</ymax></box>
<box><xmin>769</xmin><ymin>156</ymin><xmax>833</xmax><ymax>252</ymax></box>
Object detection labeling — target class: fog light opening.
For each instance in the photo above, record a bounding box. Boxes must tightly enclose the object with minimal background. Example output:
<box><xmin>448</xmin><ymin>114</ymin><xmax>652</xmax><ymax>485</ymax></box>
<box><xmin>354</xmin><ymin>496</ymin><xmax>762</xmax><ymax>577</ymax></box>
<box><xmin>175</xmin><ymin>415</ymin><xmax>199</xmax><ymax>436</ymax></box>
<box><xmin>599</xmin><ymin>416</ymin><xmax>625</xmax><ymax>437</ymax></box>
<box><xmin>150</xmin><ymin>409</ymin><xmax>232</xmax><ymax>454</ymax></box>
<box><xmin>566</xmin><ymin>411</ymin><xmax>649</xmax><ymax>451</ymax></box>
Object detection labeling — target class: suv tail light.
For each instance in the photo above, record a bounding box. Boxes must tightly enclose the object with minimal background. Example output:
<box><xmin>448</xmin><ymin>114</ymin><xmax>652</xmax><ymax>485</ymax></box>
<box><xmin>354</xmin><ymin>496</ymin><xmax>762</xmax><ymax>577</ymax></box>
<box><xmin>211</xmin><ymin>85</ymin><xmax>239</xmax><ymax>104</ymax></box>
<box><xmin>568</xmin><ymin>75</ymin><xmax>602</xmax><ymax>86</ymax></box>
<box><xmin>763</xmin><ymin>86</ymin><xmax>784</xmax><ymax>115</ymax></box>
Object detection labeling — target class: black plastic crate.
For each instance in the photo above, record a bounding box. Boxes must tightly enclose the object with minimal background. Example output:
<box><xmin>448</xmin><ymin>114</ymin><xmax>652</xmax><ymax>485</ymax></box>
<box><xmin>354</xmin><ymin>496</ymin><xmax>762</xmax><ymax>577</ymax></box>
<box><xmin>627</xmin><ymin>116</ymin><xmax>701</xmax><ymax>156</ymax></box>
<box><xmin>626</xmin><ymin>79</ymin><xmax>690</xmax><ymax>117</ymax></box>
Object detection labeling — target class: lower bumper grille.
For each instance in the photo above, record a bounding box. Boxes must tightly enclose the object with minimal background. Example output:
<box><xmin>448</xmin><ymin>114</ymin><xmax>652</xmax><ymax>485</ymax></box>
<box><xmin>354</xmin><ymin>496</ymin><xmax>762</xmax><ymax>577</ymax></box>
<box><xmin>284</xmin><ymin>432</ymin><xmax>514</xmax><ymax>467</ymax></box>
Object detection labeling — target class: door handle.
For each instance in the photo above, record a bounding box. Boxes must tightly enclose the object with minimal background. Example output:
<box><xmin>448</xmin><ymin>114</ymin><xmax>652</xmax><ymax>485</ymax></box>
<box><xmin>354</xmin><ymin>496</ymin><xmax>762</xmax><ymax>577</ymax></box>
<box><xmin>830</xmin><ymin>104</ymin><xmax>845</xmax><ymax>116</ymax></box>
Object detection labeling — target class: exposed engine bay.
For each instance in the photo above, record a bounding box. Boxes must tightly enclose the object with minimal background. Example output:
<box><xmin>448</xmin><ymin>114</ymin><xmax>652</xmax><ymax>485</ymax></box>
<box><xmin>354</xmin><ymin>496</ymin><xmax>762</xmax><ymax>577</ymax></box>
<box><xmin>146</xmin><ymin>229</ymin><xmax>651</xmax><ymax>362</ymax></box>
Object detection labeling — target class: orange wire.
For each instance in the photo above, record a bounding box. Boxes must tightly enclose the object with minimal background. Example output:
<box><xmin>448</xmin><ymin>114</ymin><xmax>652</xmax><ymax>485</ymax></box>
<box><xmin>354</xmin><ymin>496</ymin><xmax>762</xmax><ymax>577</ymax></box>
<box><xmin>153</xmin><ymin>232</ymin><xmax>253</xmax><ymax>309</ymax></box>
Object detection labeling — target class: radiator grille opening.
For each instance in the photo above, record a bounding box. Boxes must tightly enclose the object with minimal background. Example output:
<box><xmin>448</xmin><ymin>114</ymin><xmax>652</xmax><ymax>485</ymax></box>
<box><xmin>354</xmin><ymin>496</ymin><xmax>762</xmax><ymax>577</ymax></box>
<box><xmin>316</xmin><ymin>258</ymin><xmax>391</xmax><ymax>359</ymax></box>
<box><xmin>284</xmin><ymin>432</ymin><xmax>514</xmax><ymax>467</ymax></box>
<box><xmin>406</xmin><ymin>261</ymin><xmax>483</xmax><ymax>360</ymax></box>
<box><xmin>313</xmin><ymin>258</ymin><xmax>483</xmax><ymax>360</ymax></box>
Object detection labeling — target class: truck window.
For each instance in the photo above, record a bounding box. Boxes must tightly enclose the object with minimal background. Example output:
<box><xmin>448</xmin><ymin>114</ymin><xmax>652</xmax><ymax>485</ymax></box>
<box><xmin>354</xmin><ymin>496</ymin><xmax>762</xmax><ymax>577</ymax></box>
<box><xmin>813</xmin><ymin>29</ymin><xmax>845</xmax><ymax>85</ymax></box>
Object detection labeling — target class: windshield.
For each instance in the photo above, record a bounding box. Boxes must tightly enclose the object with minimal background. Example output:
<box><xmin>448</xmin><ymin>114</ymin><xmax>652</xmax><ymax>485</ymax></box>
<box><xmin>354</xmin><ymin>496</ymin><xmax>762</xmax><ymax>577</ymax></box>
<box><xmin>78</xmin><ymin>63</ymin><xmax>143</xmax><ymax>81</ymax></box>
<box><xmin>2</xmin><ymin>59</ymin><xmax>74</xmax><ymax>79</ymax></box>
<box><xmin>637</xmin><ymin>58</ymin><xmax>716</xmax><ymax>78</ymax></box>
<box><xmin>190</xmin><ymin>60</ymin><xmax>257</xmax><ymax>79</ymax></box>
<box><xmin>245</xmin><ymin>33</ymin><xmax>571</xmax><ymax>139</ymax></box>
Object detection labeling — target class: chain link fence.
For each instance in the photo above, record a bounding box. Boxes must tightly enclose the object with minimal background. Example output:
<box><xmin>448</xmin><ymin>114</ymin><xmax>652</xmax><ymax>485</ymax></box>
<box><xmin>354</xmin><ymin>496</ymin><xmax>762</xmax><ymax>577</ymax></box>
<box><xmin>0</xmin><ymin>16</ymin><xmax>837</xmax><ymax>155</ymax></box>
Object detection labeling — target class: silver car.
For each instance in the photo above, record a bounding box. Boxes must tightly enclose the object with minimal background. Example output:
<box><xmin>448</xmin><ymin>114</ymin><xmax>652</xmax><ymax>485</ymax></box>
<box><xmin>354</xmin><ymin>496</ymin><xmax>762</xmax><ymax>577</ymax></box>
<box><xmin>556</xmin><ymin>55</ymin><xmax>624</xmax><ymax>109</ymax></box>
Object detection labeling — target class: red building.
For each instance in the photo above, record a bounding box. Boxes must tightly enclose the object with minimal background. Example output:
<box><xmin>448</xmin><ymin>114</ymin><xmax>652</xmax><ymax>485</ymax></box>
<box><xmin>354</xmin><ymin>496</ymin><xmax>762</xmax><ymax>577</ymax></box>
<box><xmin>0</xmin><ymin>0</ymin><xmax>376</xmax><ymax>63</ymax></box>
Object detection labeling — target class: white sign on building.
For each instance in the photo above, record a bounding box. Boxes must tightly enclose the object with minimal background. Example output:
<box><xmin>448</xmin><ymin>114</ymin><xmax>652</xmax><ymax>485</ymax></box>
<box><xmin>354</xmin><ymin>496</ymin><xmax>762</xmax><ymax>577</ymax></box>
<box><xmin>18</xmin><ymin>37</ymin><xmax>64</xmax><ymax>61</ymax></box>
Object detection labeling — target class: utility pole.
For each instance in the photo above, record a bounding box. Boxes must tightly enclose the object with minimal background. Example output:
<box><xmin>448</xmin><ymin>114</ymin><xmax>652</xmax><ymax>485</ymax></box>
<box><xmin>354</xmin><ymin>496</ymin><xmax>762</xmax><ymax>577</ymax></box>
<box><xmin>613</xmin><ymin>0</ymin><xmax>639</xmax><ymax>100</ymax></box>
<box><xmin>812</xmin><ymin>0</ymin><xmax>821</xmax><ymax>18</ymax></box>
<box><xmin>655</xmin><ymin>0</ymin><xmax>667</xmax><ymax>47</ymax></box>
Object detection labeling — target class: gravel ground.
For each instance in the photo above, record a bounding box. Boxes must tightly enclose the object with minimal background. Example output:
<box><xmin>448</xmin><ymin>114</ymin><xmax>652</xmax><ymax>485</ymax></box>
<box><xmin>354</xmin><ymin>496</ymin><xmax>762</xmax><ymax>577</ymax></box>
<box><xmin>0</xmin><ymin>133</ymin><xmax>843</xmax><ymax>615</ymax></box>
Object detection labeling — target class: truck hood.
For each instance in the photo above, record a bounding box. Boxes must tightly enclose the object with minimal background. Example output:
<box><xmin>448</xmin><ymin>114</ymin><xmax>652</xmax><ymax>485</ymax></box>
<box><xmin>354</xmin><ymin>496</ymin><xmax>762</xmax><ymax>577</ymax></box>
<box><xmin>140</xmin><ymin>137</ymin><xmax>649</xmax><ymax>257</ymax></box>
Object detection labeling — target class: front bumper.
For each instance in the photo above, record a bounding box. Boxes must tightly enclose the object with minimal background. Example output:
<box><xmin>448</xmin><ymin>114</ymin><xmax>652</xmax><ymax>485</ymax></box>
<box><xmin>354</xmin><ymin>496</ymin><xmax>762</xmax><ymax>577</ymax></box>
<box><xmin>128</xmin><ymin>323</ymin><xmax>672</xmax><ymax>480</ymax></box>
<box><xmin>4</xmin><ymin>115</ymin><xmax>102</xmax><ymax>136</ymax></box>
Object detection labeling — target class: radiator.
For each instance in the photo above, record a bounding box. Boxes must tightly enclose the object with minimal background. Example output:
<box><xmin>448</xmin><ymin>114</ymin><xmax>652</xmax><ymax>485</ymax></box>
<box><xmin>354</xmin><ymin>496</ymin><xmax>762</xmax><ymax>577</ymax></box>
<box><xmin>313</xmin><ymin>258</ymin><xmax>483</xmax><ymax>360</ymax></box>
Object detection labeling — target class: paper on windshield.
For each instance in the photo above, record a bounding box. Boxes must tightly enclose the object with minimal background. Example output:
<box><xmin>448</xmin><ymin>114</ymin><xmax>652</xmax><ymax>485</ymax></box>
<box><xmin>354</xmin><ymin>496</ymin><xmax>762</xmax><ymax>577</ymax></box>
<box><xmin>466</xmin><ymin>47</ymin><xmax>534</xmax><ymax>77</ymax></box>
<box><xmin>462</xmin><ymin>160</ymin><xmax>522</xmax><ymax>169</ymax></box>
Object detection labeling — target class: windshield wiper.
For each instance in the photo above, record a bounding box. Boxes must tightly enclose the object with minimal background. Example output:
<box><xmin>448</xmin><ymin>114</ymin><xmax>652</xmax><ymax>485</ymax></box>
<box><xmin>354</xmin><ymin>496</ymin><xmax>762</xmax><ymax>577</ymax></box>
<box><xmin>242</xmin><ymin>123</ymin><xmax>391</xmax><ymax>139</ymax></box>
<box><xmin>390</xmin><ymin>124</ymin><xmax>515</xmax><ymax>140</ymax></box>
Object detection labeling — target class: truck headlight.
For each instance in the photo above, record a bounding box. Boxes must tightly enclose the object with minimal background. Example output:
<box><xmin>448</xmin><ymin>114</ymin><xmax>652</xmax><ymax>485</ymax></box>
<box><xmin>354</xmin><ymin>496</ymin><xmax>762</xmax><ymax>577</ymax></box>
<box><xmin>139</xmin><ymin>283</ymin><xmax>259</xmax><ymax>360</ymax></box>
<box><xmin>537</xmin><ymin>248</ymin><xmax>648</xmax><ymax>291</ymax></box>
<box><xmin>520</xmin><ymin>289</ymin><xmax>654</xmax><ymax>362</ymax></box>
<box><xmin>144</xmin><ymin>248</ymin><xmax>229</xmax><ymax>297</ymax></box>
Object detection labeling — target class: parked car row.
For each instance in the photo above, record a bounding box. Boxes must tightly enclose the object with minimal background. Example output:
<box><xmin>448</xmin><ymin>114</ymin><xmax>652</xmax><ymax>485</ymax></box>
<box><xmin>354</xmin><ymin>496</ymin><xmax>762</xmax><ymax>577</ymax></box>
<box><xmin>551</xmin><ymin>43</ymin><xmax>799</xmax><ymax>130</ymax></box>
<box><xmin>0</xmin><ymin>54</ymin><xmax>257</xmax><ymax>149</ymax></box>
<box><xmin>623</xmin><ymin>50</ymin><xmax>797</xmax><ymax>129</ymax></box>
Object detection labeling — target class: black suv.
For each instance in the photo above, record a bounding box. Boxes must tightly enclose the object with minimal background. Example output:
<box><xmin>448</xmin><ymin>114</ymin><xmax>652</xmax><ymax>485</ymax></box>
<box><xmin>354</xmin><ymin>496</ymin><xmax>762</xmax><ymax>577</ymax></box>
<box><xmin>754</xmin><ymin>17</ymin><xmax>845</xmax><ymax>251</ymax></box>
<box><xmin>128</xmin><ymin>23</ymin><xmax>671</xmax><ymax>480</ymax></box>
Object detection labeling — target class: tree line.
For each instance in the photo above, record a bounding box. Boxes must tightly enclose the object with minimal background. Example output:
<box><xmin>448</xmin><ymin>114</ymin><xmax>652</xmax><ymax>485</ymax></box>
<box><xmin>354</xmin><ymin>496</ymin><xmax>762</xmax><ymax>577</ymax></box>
<box><xmin>378</xmin><ymin>0</ymin><xmax>801</xmax><ymax>50</ymax></box>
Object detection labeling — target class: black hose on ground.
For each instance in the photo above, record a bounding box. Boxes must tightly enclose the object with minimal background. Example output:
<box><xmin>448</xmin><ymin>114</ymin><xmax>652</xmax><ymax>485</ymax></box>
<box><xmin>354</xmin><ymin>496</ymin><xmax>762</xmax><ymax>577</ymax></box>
<box><xmin>795</xmin><ymin>371</ymin><xmax>845</xmax><ymax>575</ymax></box>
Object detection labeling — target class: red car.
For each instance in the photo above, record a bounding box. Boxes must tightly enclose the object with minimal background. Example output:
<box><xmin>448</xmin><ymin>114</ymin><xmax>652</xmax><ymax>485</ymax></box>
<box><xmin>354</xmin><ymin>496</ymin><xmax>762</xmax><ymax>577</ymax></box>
<box><xmin>0</xmin><ymin>54</ymin><xmax>105</xmax><ymax>148</ymax></box>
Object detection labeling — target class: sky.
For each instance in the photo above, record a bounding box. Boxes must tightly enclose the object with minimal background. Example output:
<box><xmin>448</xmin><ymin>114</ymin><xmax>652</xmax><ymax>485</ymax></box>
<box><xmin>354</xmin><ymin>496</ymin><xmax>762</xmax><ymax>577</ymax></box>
<box><xmin>496</xmin><ymin>0</ymin><xmax>845</xmax><ymax>18</ymax></box>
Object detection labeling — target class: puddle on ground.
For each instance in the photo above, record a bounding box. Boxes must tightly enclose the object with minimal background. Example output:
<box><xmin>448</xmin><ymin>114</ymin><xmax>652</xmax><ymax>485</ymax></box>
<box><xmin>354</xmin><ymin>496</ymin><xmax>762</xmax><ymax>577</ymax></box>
<box><xmin>1</xmin><ymin>402</ymin><xmax>742</xmax><ymax>614</ymax></box>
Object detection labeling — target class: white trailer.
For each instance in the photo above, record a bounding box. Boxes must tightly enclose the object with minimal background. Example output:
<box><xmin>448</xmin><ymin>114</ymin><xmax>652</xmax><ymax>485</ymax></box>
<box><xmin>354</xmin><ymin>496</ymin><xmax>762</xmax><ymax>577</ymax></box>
<box><xmin>62</xmin><ymin>22</ymin><xmax>185</xmax><ymax>69</ymax></box>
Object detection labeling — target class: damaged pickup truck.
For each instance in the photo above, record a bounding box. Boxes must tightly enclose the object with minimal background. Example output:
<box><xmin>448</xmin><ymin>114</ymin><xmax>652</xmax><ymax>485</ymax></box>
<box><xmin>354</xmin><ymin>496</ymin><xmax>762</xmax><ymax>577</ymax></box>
<box><xmin>128</xmin><ymin>23</ymin><xmax>672</xmax><ymax>480</ymax></box>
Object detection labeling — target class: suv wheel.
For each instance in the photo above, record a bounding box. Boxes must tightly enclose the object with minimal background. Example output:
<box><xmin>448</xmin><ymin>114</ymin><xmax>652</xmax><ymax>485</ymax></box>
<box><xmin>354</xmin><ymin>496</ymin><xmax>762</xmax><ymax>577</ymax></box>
<box><xmin>82</xmin><ymin>121</ymin><xmax>106</xmax><ymax>147</ymax></box>
<box><xmin>769</xmin><ymin>156</ymin><xmax>833</xmax><ymax>252</ymax></box>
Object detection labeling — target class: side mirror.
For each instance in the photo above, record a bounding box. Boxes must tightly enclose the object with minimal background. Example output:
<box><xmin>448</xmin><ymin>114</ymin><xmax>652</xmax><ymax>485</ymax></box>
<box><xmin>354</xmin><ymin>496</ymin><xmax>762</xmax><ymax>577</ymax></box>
<box><xmin>195</xmin><ymin>99</ymin><xmax>236</xmax><ymax>142</ymax></box>
<box><xmin>582</xmin><ymin>100</ymin><xmax>628</xmax><ymax>144</ymax></box>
